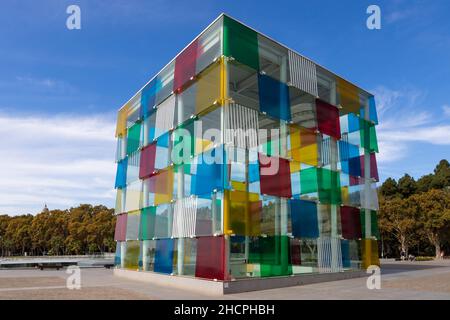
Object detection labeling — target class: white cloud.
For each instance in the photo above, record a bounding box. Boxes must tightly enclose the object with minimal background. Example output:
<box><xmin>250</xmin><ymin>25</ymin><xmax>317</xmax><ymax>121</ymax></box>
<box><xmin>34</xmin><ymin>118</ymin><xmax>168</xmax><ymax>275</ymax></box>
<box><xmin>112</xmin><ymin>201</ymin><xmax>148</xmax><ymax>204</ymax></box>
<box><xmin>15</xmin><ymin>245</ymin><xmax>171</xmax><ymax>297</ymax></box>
<box><xmin>443</xmin><ymin>105</ymin><xmax>450</xmax><ymax>117</ymax></box>
<box><xmin>0</xmin><ymin>112</ymin><xmax>117</xmax><ymax>216</ymax></box>
<box><xmin>372</xmin><ymin>86</ymin><xmax>450</xmax><ymax>167</ymax></box>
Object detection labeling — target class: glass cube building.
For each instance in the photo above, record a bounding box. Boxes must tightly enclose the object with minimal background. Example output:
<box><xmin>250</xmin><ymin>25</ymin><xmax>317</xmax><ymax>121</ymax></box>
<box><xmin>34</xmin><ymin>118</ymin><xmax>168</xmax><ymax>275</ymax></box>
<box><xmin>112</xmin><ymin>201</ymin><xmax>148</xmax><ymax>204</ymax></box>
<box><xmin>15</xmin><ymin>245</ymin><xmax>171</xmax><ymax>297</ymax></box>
<box><xmin>113</xmin><ymin>14</ymin><xmax>380</xmax><ymax>281</ymax></box>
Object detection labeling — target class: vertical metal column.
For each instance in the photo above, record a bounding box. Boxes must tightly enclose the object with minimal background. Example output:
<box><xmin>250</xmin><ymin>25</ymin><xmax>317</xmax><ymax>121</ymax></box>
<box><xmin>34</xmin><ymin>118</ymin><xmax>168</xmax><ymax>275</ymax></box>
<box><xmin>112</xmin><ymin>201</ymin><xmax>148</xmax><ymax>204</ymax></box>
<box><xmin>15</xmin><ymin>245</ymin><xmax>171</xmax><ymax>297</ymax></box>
<box><xmin>176</xmin><ymin>95</ymin><xmax>185</xmax><ymax>275</ymax></box>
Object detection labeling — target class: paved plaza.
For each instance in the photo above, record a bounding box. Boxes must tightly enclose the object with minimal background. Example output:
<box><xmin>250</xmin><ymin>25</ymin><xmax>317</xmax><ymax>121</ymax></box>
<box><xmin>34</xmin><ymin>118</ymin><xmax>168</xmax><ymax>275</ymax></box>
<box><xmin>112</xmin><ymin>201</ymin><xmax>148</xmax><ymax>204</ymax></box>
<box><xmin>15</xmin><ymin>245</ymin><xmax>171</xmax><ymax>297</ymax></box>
<box><xmin>0</xmin><ymin>260</ymin><xmax>449</xmax><ymax>300</ymax></box>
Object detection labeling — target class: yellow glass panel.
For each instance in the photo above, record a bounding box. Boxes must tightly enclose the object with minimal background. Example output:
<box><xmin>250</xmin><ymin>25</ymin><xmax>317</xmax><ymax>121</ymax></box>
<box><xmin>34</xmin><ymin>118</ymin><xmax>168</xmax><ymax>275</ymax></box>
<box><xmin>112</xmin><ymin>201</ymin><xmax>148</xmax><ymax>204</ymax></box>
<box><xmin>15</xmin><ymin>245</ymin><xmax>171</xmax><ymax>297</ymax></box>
<box><xmin>224</xmin><ymin>190</ymin><xmax>260</xmax><ymax>236</ymax></box>
<box><xmin>195</xmin><ymin>137</ymin><xmax>214</xmax><ymax>155</ymax></box>
<box><xmin>231</xmin><ymin>180</ymin><xmax>247</xmax><ymax>192</ymax></box>
<box><xmin>125</xmin><ymin>181</ymin><xmax>142</xmax><ymax>212</ymax></box>
<box><xmin>337</xmin><ymin>78</ymin><xmax>360</xmax><ymax>114</ymax></box>
<box><xmin>341</xmin><ymin>186</ymin><xmax>349</xmax><ymax>204</ymax></box>
<box><xmin>361</xmin><ymin>239</ymin><xmax>380</xmax><ymax>269</ymax></box>
<box><xmin>116</xmin><ymin>104</ymin><xmax>129</xmax><ymax>137</ymax></box>
<box><xmin>154</xmin><ymin>168</ymin><xmax>174</xmax><ymax>205</ymax></box>
<box><xmin>290</xmin><ymin>125</ymin><xmax>318</xmax><ymax>166</ymax></box>
<box><xmin>115</xmin><ymin>189</ymin><xmax>123</xmax><ymax>214</ymax></box>
<box><xmin>196</xmin><ymin>58</ymin><xmax>225</xmax><ymax>115</ymax></box>
<box><xmin>290</xmin><ymin>161</ymin><xmax>301</xmax><ymax>173</ymax></box>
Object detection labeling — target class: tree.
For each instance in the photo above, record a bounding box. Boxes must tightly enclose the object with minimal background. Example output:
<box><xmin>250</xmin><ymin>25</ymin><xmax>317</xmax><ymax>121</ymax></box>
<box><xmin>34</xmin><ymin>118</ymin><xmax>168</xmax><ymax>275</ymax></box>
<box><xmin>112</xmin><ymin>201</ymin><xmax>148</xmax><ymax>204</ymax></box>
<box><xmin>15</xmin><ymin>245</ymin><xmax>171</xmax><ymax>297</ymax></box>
<box><xmin>431</xmin><ymin>160</ymin><xmax>450</xmax><ymax>190</ymax></box>
<box><xmin>380</xmin><ymin>178</ymin><xmax>399</xmax><ymax>198</ymax></box>
<box><xmin>416</xmin><ymin>174</ymin><xmax>433</xmax><ymax>193</ymax></box>
<box><xmin>378</xmin><ymin>196</ymin><xmax>419</xmax><ymax>256</ymax></box>
<box><xmin>398</xmin><ymin>174</ymin><xmax>417</xmax><ymax>198</ymax></box>
<box><xmin>414</xmin><ymin>189</ymin><xmax>450</xmax><ymax>259</ymax></box>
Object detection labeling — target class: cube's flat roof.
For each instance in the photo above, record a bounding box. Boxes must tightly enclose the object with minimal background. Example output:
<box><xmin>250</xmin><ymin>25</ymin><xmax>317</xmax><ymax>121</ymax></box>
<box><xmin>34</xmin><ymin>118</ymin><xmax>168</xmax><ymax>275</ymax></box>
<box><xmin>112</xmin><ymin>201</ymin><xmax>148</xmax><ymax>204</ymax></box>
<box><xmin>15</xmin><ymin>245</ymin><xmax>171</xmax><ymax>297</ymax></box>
<box><xmin>118</xmin><ymin>13</ymin><xmax>373</xmax><ymax>112</ymax></box>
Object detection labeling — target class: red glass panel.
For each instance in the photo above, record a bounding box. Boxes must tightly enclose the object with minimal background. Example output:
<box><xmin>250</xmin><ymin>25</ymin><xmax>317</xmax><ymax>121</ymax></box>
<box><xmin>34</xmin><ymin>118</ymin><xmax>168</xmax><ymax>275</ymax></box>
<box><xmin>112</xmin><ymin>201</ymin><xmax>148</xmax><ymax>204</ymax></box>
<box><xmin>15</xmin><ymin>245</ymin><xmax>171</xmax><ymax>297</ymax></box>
<box><xmin>359</xmin><ymin>153</ymin><xmax>379</xmax><ymax>181</ymax></box>
<box><xmin>290</xmin><ymin>238</ymin><xmax>302</xmax><ymax>265</ymax></box>
<box><xmin>173</xmin><ymin>39</ymin><xmax>199</xmax><ymax>92</ymax></box>
<box><xmin>316</xmin><ymin>99</ymin><xmax>341</xmax><ymax>139</ymax></box>
<box><xmin>259</xmin><ymin>154</ymin><xmax>292</xmax><ymax>198</ymax></box>
<box><xmin>195</xmin><ymin>236</ymin><xmax>226</xmax><ymax>280</ymax></box>
<box><xmin>114</xmin><ymin>213</ymin><xmax>127</xmax><ymax>241</ymax></box>
<box><xmin>139</xmin><ymin>143</ymin><xmax>157</xmax><ymax>179</ymax></box>
<box><xmin>340</xmin><ymin>206</ymin><xmax>362</xmax><ymax>240</ymax></box>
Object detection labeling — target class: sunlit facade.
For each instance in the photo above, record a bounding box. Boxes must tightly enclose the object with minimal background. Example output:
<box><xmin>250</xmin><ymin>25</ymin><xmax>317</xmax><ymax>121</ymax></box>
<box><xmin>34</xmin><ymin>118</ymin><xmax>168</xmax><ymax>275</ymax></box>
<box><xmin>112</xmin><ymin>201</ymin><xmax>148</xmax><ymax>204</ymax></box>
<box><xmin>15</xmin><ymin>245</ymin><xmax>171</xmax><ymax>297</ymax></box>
<box><xmin>113</xmin><ymin>14</ymin><xmax>380</xmax><ymax>282</ymax></box>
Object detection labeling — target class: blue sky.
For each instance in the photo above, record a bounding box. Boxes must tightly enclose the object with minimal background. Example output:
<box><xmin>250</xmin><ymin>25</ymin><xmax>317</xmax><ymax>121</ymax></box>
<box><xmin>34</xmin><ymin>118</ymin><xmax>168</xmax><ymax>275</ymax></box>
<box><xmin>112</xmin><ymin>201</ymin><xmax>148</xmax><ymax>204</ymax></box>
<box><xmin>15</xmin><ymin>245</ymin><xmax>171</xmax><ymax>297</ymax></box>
<box><xmin>1</xmin><ymin>0</ymin><xmax>449</xmax><ymax>215</ymax></box>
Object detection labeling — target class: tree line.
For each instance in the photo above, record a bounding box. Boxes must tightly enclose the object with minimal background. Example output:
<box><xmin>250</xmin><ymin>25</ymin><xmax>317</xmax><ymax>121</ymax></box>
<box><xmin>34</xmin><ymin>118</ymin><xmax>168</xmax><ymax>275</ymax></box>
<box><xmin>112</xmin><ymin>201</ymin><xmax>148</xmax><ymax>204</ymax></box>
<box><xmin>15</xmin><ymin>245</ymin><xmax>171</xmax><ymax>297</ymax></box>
<box><xmin>0</xmin><ymin>204</ymin><xmax>116</xmax><ymax>256</ymax></box>
<box><xmin>378</xmin><ymin>160</ymin><xmax>450</xmax><ymax>259</ymax></box>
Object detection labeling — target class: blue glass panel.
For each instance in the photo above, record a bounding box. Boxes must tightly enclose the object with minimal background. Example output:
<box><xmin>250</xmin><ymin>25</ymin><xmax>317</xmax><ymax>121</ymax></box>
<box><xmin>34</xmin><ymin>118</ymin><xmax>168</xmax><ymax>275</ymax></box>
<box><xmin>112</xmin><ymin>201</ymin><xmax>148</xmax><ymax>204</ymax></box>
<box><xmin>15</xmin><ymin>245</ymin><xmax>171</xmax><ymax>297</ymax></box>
<box><xmin>348</xmin><ymin>113</ymin><xmax>360</xmax><ymax>133</ymax></box>
<box><xmin>114</xmin><ymin>242</ymin><xmax>121</xmax><ymax>266</ymax></box>
<box><xmin>191</xmin><ymin>146</ymin><xmax>227</xmax><ymax>196</ymax></box>
<box><xmin>248</xmin><ymin>162</ymin><xmax>260</xmax><ymax>183</ymax></box>
<box><xmin>360</xmin><ymin>96</ymin><xmax>379</xmax><ymax>125</ymax></box>
<box><xmin>141</xmin><ymin>78</ymin><xmax>162</xmax><ymax>119</ymax></box>
<box><xmin>114</xmin><ymin>158</ymin><xmax>128</xmax><ymax>189</ymax></box>
<box><xmin>258</xmin><ymin>74</ymin><xmax>291</xmax><ymax>121</ymax></box>
<box><xmin>290</xmin><ymin>199</ymin><xmax>319</xmax><ymax>238</ymax></box>
<box><xmin>157</xmin><ymin>132</ymin><xmax>170</xmax><ymax>148</ymax></box>
<box><xmin>154</xmin><ymin>239</ymin><xmax>174</xmax><ymax>274</ymax></box>
<box><xmin>348</xmin><ymin>156</ymin><xmax>361</xmax><ymax>177</ymax></box>
<box><xmin>339</xmin><ymin>140</ymin><xmax>359</xmax><ymax>161</ymax></box>
<box><xmin>341</xmin><ymin>240</ymin><xmax>351</xmax><ymax>268</ymax></box>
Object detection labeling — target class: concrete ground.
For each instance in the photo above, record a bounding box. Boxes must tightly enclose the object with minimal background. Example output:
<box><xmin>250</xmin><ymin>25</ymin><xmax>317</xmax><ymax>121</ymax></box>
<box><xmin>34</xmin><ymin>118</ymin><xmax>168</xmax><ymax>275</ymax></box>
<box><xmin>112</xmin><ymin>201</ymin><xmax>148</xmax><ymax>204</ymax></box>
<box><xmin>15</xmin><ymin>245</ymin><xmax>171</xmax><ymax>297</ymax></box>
<box><xmin>0</xmin><ymin>260</ymin><xmax>449</xmax><ymax>300</ymax></box>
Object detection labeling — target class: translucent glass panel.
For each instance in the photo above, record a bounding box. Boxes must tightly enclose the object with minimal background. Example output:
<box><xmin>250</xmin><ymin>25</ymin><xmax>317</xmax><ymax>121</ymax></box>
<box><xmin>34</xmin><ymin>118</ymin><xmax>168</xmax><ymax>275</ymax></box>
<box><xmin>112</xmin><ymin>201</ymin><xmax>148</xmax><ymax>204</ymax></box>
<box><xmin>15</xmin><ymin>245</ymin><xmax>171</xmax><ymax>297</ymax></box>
<box><xmin>340</xmin><ymin>206</ymin><xmax>362</xmax><ymax>240</ymax></box>
<box><xmin>124</xmin><ymin>240</ymin><xmax>140</xmax><ymax>270</ymax></box>
<box><xmin>141</xmin><ymin>240</ymin><xmax>156</xmax><ymax>271</ymax></box>
<box><xmin>195</xmin><ymin>60</ymin><xmax>224</xmax><ymax>115</ymax></box>
<box><xmin>125</xmin><ymin>211</ymin><xmax>140</xmax><ymax>240</ymax></box>
<box><xmin>114</xmin><ymin>158</ymin><xmax>127</xmax><ymax>189</ymax></box>
<box><xmin>224</xmin><ymin>190</ymin><xmax>261</xmax><ymax>236</ymax></box>
<box><xmin>194</xmin><ymin>106</ymin><xmax>222</xmax><ymax>154</ymax></box>
<box><xmin>191</xmin><ymin>146</ymin><xmax>227</xmax><ymax>196</ymax></box>
<box><xmin>114</xmin><ymin>213</ymin><xmax>127</xmax><ymax>241</ymax></box>
<box><xmin>124</xmin><ymin>180</ymin><xmax>142</xmax><ymax>212</ymax></box>
<box><xmin>126</xmin><ymin>150</ymin><xmax>140</xmax><ymax>184</ymax></box>
<box><xmin>300</xmin><ymin>168</ymin><xmax>341</xmax><ymax>204</ymax></box>
<box><xmin>139</xmin><ymin>143</ymin><xmax>156</xmax><ymax>179</ymax></box>
<box><xmin>126</xmin><ymin>122</ymin><xmax>141</xmax><ymax>155</ymax></box>
<box><xmin>154</xmin><ymin>239</ymin><xmax>175</xmax><ymax>274</ymax></box>
<box><xmin>154</xmin><ymin>204</ymin><xmax>173</xmax><ymax>238</ymax></box>
<box><xmin>337</xmin><ymin>78</ymin><xmax>360</xmax><ymax>115</ymax></box>
<box><xmin>114</xmin><ymin>241</ymin><xmax>122</xmax><ymax>266</ymax></box>
<box><xmin>248</xmin><ymin>236</ymin><xmax>292</xmax><ymax>277</ymax></box>
<box><xmin>258</xmin><ymin>74</ymin><xmax>291</xmax><ymax>121</ymax></box>
<box><xmin>155</xmin><ymin>132</ymin><xmax>171</xmax><ymax>170</ymax></box>
<box><xmin>115</xmin><ymin>189</ymin><xmax>123</xmax><ymax>214</ymax></box>
<box><xmin>223</xmin><ymin>15</ymin><xmax>259</xmax><ymax>71</ymax></box>
<box><xmin>259</xmin><ymin>154</ymin><xmax>292</xmax><ymax>198</ymax></box>
<box><xmin>316</xmin><ymin>99</ymin><xmax>341</xmax><ymax>139</ymax></box>
<box><xmin>144</xmin><ymin>168</ymin><xmax>174</xmax><ymax>206</ymax></box>
<box><xmin>139</xmin><ymin>206</ymin><xmax>156</xmax><ymax>240</ymax></box>
<box><xmin>290</xmin><ymin>199</ymin><xmax>319</xmax><ymax>238</ymax></box>
<box><xmin>195</xmin><ymin>236</ymin><xmax>226</xmax><ymax>280</ymax></box>
<box><xmin>361</xmin><ymin>239</ymin><xmax>380</xmax><ymax>268</ymax></box>
<box><xmin>289</xmin><ymin>125</ymin><xmax>318</xmax><ymax>166</ymax></box>
<box><xmin>195</xmin><ymin>196</ymin><xmax>222</xmax><ymax>236</ymax></box>
<box><xmin>361</xmin><ymin>210</ymin><xmax>380</xmax><ymax>239</ymax></box>
<box><xmin>359</xmin><ymin>153</ymin><xmax>379</xmax><ymax>181</ymax></box>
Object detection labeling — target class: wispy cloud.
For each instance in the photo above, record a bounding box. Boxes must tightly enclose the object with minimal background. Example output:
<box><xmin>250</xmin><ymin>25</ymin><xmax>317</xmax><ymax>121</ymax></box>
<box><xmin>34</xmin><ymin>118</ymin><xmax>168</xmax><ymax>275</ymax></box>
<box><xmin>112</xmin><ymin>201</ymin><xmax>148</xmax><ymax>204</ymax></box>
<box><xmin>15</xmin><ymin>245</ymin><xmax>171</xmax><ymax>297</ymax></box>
<box><xmin>0</xmin><ymin>111</ymin><xmax>116</xmax><ymax>216</ymax></box>
<box><xmin>443</xmin><ymin>105</ymin><xmax>450</xmax><ymax>117</ymax></box>
<box><xmin>373</xmin><ymin>86</ymin><xmax>450</xmax><ymax>167</ymax></box>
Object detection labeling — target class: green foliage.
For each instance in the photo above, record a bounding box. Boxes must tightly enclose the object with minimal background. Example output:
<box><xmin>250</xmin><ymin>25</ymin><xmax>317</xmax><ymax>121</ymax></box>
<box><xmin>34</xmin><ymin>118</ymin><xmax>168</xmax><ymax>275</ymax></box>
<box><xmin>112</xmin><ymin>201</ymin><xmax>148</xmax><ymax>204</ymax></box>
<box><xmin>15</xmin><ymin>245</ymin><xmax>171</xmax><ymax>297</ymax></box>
<box><xmin>0</xmin><ymin>205</ymin><xmax>116</xmax><ymax>257</ymax></box>
<box><xmin>379</xmin><ymin>159</ymin><xmax>450</xmax><ymax>259</ymax></box>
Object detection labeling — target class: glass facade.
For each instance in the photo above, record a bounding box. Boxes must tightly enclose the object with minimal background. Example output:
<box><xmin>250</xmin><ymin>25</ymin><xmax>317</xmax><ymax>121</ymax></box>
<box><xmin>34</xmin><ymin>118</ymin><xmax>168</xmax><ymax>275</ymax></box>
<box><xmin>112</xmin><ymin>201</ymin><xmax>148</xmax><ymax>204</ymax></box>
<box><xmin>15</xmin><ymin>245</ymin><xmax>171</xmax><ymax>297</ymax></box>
<box><xmin>113</xmin><ymin>14</ymin><xmax>380</xmax><ymax>281</ymax></box>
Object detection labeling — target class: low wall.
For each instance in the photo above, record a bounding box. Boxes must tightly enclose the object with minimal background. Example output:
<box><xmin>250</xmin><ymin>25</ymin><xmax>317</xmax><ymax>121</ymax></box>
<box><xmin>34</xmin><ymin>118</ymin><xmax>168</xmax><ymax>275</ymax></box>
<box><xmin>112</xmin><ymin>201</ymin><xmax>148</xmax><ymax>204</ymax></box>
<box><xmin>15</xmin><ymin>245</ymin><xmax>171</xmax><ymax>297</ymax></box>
<box><xmin>113</xmin><ymin>268</ymin><xmax>368</xmax><ymax>295</ymax></box>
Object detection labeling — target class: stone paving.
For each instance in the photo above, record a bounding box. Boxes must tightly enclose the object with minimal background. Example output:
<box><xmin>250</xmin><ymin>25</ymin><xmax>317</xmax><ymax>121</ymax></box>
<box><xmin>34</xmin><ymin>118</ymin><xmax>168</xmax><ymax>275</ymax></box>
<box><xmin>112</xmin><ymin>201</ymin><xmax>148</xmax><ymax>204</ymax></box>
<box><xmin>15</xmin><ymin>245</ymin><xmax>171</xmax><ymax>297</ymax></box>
<box><xmin>0</xmin><ymin>260</ymin><xmax>449</xmax><ymax>300</ymax></box>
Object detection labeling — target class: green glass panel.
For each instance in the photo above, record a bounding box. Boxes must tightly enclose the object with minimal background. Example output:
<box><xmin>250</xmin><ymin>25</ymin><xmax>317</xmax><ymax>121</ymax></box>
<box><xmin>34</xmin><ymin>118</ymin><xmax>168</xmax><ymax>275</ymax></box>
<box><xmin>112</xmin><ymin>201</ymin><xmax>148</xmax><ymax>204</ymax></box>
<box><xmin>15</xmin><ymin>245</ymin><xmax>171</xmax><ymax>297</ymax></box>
<box><xmin>139</xmin><ymin>207</ymin><xmax>156</xmax><ymax>240</ymax></box>
<box><xmin>124</xmin><ymin>240</ymin><xmax>140</xmax><ymax>269</ymax></box>
<box><xmin>360</xmin><ymin>119</ymin><xmax>378</xmax><ymax>153</ymax></box>
<box><xmin>361</xmin><ymin>210</ymin><xmax>380</xmax><ymax>239</ymax></box>
<box><xmin>248</xmin><ymin>235</ymin><xmax>292</xmax><ymax>277</ymax></box>
<box><xmin>126</xmin><ymin>122</ymin><xmax>141</xmax><ymax>155</ymax></box>
<box><xmin>223</xmin><ymin>16</ymin><xmax>259</xmax><ymax>71</ymax></box>
<box><xmin>318</xmin><ymin>169</ymin><xmax>342</xmax><ymax>205</ymax></box>
<box><xmin>300</xmin><ymin>167</ymin><xmax>318</xmax><ymax>195</ymax></box>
